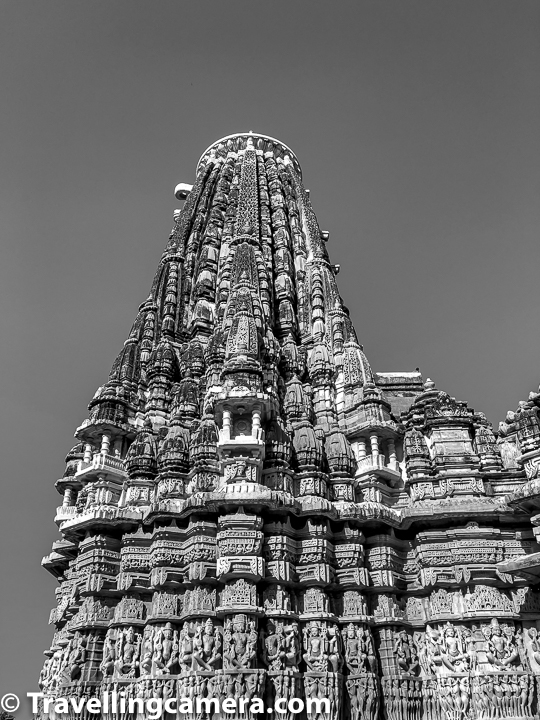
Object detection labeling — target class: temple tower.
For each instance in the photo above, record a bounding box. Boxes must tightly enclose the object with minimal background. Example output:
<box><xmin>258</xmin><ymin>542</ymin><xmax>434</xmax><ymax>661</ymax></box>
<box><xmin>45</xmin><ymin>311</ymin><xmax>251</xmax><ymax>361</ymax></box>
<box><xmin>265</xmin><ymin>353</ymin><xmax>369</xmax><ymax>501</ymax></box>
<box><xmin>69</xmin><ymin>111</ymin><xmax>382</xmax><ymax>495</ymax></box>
<box><xmin>39</xmin><ymin>133</ymin><xmax>540</xmax><ymax>720</ymax></box>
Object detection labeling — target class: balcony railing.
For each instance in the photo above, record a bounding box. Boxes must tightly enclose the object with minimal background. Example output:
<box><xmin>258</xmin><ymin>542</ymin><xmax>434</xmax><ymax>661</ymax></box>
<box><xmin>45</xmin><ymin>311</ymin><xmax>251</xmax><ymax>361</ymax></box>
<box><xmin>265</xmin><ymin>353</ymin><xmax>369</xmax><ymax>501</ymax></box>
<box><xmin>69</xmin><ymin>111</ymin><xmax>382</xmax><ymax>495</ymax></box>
<box><xmin>355</xmin><ymin>454</ymin><xmax>401</xmax><ymax>483</ymax></box>
<box><xmin>76</xmin><ymin>453</ymin><xmax>127</xmax><ymax>481</ymax></box>
<box><xmin>54</xmin><ymin>505</ymin><xmax>79</xmax><ymax>523</ymax></box>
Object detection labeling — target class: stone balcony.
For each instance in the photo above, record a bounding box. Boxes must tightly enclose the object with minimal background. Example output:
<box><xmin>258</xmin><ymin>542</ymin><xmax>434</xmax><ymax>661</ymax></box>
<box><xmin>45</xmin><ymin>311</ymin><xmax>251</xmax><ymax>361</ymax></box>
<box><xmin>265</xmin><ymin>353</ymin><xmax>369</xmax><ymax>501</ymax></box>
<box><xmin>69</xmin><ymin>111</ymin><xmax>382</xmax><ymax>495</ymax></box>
<box><xmin>75</xmin><ymin>453</ymin><xmax>127</xmax><ymax>483</ymax></box>
<box><xmin>54</xmin><ymin>504</ymin><xmax>79</xmax><ymax>524</ymax></box>
<box><xmin>355</xmin><ymin>454</ymin><xmax>401</xmax><ymax>484</ymax></box>
<box><xmin>54</xmin><ymin>503</ymin><xmax>143</xmax><ymax>533</ymax></box>
<box><xmin>217</xmin><ymin>431</ymin><xmax>265</xmax><ymax>450</ymax></box>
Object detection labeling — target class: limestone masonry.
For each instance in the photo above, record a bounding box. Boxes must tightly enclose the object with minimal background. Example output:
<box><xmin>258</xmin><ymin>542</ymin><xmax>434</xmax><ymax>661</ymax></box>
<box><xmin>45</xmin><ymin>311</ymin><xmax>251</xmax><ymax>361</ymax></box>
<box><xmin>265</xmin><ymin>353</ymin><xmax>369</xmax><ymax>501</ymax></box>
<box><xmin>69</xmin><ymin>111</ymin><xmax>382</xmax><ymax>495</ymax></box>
<box><xmin>38</xmin><ymin>133</ymin><xmax>540</xmax><ymax>719</ymax></box>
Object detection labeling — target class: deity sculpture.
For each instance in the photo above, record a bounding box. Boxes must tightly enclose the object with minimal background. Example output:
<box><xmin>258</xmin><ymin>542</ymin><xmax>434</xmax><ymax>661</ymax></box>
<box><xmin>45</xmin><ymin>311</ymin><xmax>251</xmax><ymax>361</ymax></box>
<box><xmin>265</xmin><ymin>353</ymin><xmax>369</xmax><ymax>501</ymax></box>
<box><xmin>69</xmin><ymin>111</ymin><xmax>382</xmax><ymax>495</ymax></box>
<box><xmin>140</xmin><ymin>625</ymin><xmax>154</xmax><ymax>676</ymax></box>
<box><xmin>67</xmin><ymin>634</ymin><xmax>87</xmax><ymax>681</ymax></box>
<box><xmin>343</xmin><ymin>624</ymin><xmax>365</xmax><ymax>673</ymax></box>
<box><xmin>327</xmin><ymin>624</ymin><xmax>343</xmax><ymax>673</ymax></box>
<box><xmin>223</xmin><ymin>615</ymin><xmax>257</xmax><ymax>670</ymax></box>
<box><xmin>283</xmin><ymin>623</ymin><xmax>300</xmax><ymax>671</ymax></box>
<box><xmin>192</xmin><ymin>618</ymin><xmax>222</xmax><ymax>670</ymax></box>
<box><xmin>115</xmin><ymin>627</ymin><xmax>139</xmax><ymax>677</ymax></box>
<box><xmin>100</xmin><ymin>629</ymin><xmax>116</xmax><ymax>678</ymax></box>
<box><xmin>262</xmin><ymin>620</ymin><xmax>286</xmax><ymax>670</ymax></box>
<box><xmin>394</xmin><ymin>630</ymin><xmax>417</xmax><ymax>675</ymax></box>
<box><xmin>441</xmin><ymin>623</ymin><xmax>469</xmax><ymax>673</ymax></box>
<box><xmin>178</xmin><ymin>623</ymin><xmax>194</xmax><ymax>672</ymax></box>
<box><xmin>303</xmin><ymin>623</ymin><xmax>329</xmax><ymax>672</ymax></box>
<box><xmin>153</xmin><ymin>623</ymin><xmax>179</xmax><ymax>675</ymax></box>
<box><xmin>485</xmin><ymin>619</ymin><xmax>519</xmax><ymax>669</ymax></box>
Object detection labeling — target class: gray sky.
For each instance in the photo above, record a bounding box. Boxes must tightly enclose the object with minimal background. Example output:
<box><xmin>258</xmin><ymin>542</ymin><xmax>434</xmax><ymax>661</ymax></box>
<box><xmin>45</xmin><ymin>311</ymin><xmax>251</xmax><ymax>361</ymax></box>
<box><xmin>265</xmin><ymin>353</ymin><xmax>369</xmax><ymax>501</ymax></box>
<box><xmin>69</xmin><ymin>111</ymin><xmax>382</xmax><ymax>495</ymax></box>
<box><xmin>1</xmin><ymin>1</ymin><xmax>539</xmax><ymax>713</ymax></box>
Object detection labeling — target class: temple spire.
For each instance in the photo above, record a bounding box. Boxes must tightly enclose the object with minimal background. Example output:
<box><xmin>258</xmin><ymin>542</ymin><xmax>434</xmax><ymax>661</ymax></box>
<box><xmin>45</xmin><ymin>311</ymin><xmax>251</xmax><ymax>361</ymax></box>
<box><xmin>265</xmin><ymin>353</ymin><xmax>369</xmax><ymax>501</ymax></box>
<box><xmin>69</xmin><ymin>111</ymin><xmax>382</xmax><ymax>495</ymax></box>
<box><xmin>40</xmin><ymin>134</ymin><xmax>538</xmax><ymax>720</ymax></box>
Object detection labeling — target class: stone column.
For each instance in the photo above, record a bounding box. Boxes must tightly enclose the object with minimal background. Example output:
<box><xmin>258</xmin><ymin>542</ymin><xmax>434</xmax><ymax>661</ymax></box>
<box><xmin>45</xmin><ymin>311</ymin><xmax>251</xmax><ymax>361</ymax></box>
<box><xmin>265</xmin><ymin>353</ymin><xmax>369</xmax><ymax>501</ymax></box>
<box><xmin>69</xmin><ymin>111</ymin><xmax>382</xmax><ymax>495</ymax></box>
<box><xmin>62</xmin><ymin>487</ymin><xmax>73</xmax><ymax>507</ymax></box>
<box><xmin>252</xmin><ymin>408</ymin><xmax>261</xmax><ymax>439</ymax></box>
<box><xmin>100</xmin><ymin>433</ymin><xmax>111</xmax><ymax>457</ymax></box>
<box><xmin>370</xmin><ymin>434</ymin><xmax>380</xmax><ymax>459</ymax></box>
<box><xmin>222</xmin><ymin>409</ymin><xmax>232</xmax><ymax>441</ymax></box>
<box><xmin>83</xmin><ymin>443</ymin><xmax>93</xmax><ymax>464</ymax></box>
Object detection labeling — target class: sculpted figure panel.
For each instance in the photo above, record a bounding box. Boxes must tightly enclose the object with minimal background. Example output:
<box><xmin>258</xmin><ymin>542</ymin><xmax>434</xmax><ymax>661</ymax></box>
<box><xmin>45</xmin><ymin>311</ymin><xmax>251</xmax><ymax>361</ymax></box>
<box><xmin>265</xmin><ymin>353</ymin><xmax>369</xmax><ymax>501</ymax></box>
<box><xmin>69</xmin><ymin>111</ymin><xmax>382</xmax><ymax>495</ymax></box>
<box><xmin>152</xmin><ymin>622</ymin><xmax>179</xmax><ymax>675</ymax></box>
<box><xmin>223</xmin><ymin>614</ymin><xmax>257</xmax><ymax>670</ymax></box>
<box><xmin>342</xmin><ymin>623</ymin><xmax>377</xmax><ymax>674</ymax></box>
<box><xmin>114</xmin><ymin>626</ymin><xmax>140</xmax><ymax>678</ymax></box>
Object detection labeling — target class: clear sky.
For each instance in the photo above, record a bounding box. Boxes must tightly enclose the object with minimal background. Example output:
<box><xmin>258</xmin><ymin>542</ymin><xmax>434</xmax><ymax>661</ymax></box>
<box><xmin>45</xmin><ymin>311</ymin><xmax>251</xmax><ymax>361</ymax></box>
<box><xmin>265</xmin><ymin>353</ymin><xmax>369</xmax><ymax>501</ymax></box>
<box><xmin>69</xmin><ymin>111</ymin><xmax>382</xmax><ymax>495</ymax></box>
<box><xmin>1</xmin><ymin>1</ymin><xmax>539</xmax><ymax>714</ymax></box>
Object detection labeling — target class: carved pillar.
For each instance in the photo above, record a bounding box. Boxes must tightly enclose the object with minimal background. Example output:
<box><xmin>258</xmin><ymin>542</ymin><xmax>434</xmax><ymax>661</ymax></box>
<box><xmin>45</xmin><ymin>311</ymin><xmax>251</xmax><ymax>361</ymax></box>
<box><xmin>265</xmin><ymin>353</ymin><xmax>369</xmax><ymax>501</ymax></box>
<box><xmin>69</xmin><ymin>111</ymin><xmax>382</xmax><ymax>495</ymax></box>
<box><xmin>252</xmin><ymin>407</ymin><xmax>261</xmax><ymax>439</ymax></box>
<box><xmin>223</xmin><ymin>408</ymin><xmax>232</xmax><ymax>441</ymax></box>
<box><xmin>62</xmin><ymin>487</ymin><xmax>73</xmax><ymax>507</ymax></box>
<box><xmin>358</xmin><ymin>438</ymin><xmax>367</xmax><ymax>459</ymax></box>
<box><xmin>100</xmin><ymin>433</ymin><xmax>111</xmax><ymax>456</ymax></box>
<box><xmin>370</xmin><ymin>433</ymin><xmax>380</xmax><ymax>462</ymax></box>
<box><xmin>83</xmin><ymin>443</ymin><xmax>93</xmax><ymax>464</ymax></box>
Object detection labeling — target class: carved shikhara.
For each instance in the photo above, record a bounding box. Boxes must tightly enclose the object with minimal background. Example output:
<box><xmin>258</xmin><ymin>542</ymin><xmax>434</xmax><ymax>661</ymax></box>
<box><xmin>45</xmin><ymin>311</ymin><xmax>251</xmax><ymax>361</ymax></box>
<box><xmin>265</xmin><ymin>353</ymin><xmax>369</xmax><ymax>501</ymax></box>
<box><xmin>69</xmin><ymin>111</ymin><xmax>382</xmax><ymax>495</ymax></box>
<box><xmin>39</xmin><ymin>132</ymin><xmax>540</xmax><ymax>720</ymax></box>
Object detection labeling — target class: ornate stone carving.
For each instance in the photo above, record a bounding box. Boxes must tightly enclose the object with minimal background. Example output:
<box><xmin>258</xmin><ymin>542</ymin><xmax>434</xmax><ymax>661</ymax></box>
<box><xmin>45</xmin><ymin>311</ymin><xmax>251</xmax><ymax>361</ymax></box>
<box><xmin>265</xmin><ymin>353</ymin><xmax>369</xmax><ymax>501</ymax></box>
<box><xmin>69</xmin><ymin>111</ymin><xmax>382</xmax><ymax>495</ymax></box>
<box><xmin>464</xmin><ymin>586</ymin><xmax>515</xmax><ymax>616</ymax></box>
<box><xmin>152</xmin><ymin>622</ymin><xmax>179</xmax><ymax>675</ymax></box>
<box><xmin>219</xmin><ymin>579</ymin><xmax>257</xmax><ymax>610</ymax></box>
<box><xmin>482</xmin><ymin>619</ymin><xmax>521</xmax><ymax>669</ymax></box>
<box><xmin>114</xmin><ymin>626</ymin><xmax>141</xmax><ymax>678</ymax></box>
<box><xmin>38</xmin><ymin>133</ymin><xmax>540</xmax><ymax>720</ymax></box>
<box><xmin>342</xmin><ymin>623</ymin><xmax>377</xmax><ymax>673</ymax></box>
<box><xmin>223</xmin><ymin>614</ymin><xmax>258</xmax><ymax>669</ymax></box>
<box><xmin>192</xmin><ymin>618</ymin><xmax>222</xmax><ymax>670</ymax></box>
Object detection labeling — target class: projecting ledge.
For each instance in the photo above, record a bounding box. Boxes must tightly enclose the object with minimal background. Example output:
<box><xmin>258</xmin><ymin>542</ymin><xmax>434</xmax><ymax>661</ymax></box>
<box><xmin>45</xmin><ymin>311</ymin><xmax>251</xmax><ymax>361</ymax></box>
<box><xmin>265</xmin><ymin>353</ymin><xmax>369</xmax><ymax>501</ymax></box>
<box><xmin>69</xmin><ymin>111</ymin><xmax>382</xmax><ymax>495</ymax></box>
<box><xmin>505</xmin><ymin>477</ymin><xmax>540</xmax><ymax>511</ymax></box>
<box><xmin>497</xmin><ymin>552</ymin><xmax>540</xmax><ymax>578</ymax></box>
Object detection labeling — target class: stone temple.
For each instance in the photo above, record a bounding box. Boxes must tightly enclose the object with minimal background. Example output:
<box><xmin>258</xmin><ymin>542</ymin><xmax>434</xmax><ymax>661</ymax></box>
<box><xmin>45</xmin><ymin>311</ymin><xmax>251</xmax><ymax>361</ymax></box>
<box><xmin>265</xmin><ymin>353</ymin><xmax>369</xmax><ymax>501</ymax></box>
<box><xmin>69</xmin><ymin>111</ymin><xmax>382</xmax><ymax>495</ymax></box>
<box><xmin>39</xmin><ymin>132</ymin><xmax>540</xmax><ymax>719</ymax></box>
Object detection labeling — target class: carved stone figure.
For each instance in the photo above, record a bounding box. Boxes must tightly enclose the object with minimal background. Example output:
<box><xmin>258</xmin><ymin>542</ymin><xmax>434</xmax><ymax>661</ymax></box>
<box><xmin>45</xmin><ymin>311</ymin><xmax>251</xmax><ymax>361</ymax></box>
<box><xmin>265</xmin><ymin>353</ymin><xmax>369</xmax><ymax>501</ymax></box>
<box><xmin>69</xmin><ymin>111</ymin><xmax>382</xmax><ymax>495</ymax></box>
<box><xmin>100</xmin><ymin>629</ymin><xmax>116</xmax><ymax>679</ymax></box>
<box><xmin>262</xmin><ymin>619</ymin><xmax>286</xmax><ymax>670</ymax></box>
<box><xmin>394</xmin><ymin>630</ymin><xmax>417</xmax><ymax>675</ymax></box>
<box><xmin>303</xmin><ymin>622</ymin><xmax>329</xmax><ymax>672</ymax></box>
<box><xmin>440</xmin><ymin>622</ymin><xmax>469</xmax><ymax>672</ymax></box>
<box><xmin>115</xmin><ymin>626</ymin><xmax>139</xmax><ymax>677</ymax></box>
<box><xmin>177</xmin><ymin>623</ymin><xmax>194</xmax><ymax>672</ymax></box>
<box><xmin>67</xmin><ymin>634</ymin><xmax>87</xmax><ymax>681</ymax></box>
<box><xmin>153</xmin><ymin>622</ymin><xmax>178</xmax><ymax>675</ymax></box>
<box><xmin>140</xmin><ymin>624</ymin><xmax>154</xmax><ymax>676</ymax></box>
<box><xmin>192</xmin><ymin>618</ymin><xmax>222</xmax><ymax>670</ymax></box>
<box><xmin>484</xmin><ymin>619</ymin><xmax>519</xmax><ymax>669</ymax></box>
<box><xmin>343</xmin><ymin>623</ymin><xmax>363</xmax><ymax>673</ymax></box>
<box><xmin>223</xmin><ymin>614</ymin><xmax>257</xmax><ymax>670</ymax></box>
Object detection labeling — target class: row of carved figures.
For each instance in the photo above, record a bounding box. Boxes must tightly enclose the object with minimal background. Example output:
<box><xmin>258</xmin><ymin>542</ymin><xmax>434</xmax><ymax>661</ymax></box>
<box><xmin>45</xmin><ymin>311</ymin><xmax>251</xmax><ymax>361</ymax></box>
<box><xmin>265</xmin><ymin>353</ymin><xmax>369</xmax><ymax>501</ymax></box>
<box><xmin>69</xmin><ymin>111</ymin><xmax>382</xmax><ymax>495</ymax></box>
<box><xmin>35</xmin><ymin>670</ymin><xmax>540</xmax><ymax>720</ymax></box>
<box><xmin>35</xmin><ymin>671</ymin><xmax>346</xmax><ymax>720</ymax></box>
<box><xmin>382</xmin><ymin>673</ymin><xmax>537</xmax><ymax>720</ymax></box>
<box><xmin>41</xmin><ymin>617</ymin><xmax>540</xmax><ymax>693</ymax></box>
<box><xmin>40</xmin><ymin>618</ymin><xmax>377</xmax><ymax>692</ymax></box>
<box><xmin>402</xmin><ymin>619</ymin><xmax>539</xmax><ymax>676</ymax></box>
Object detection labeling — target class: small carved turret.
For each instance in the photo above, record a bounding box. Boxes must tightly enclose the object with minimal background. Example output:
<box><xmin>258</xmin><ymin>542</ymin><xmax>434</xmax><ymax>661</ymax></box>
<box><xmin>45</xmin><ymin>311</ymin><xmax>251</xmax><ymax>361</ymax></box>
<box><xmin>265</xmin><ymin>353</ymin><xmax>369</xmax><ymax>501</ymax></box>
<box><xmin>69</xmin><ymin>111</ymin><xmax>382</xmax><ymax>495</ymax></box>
<box><xmin>292</xmin><ymin>419</ymin><xmax>324</xmax><ymax>472</ymax></box>
<box><xmin>404</xmin><ymin>427</ymin><xmax>433</xmax><ymax>480</ymax></box>
<box><xmin>157</xmin><ymin>422</ymin><xmax>190</xmax><ymax>474</ymax></box>
<box><xmin>264</xmin><ymin>417</ymin><xmax>293</xmax><ymax>469</ymax></box>
<box><xmin>125</xmin><ymin>419</ymin><xmax>158</xmax><ymax>479</ymax></box>
<box><xmin>325</xmin><ymin>426</ymin><xmax>356</xmax><ymax>478</ymax></box>
<box><xmin>474</xmin><ymin>413</ymin><xmax>502</xmax><ymax>471</ymax></box>
<box><xmin>190</xmin><ymin>413</ymin><xmax>219</xmax><ymax>468</ymax></box>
